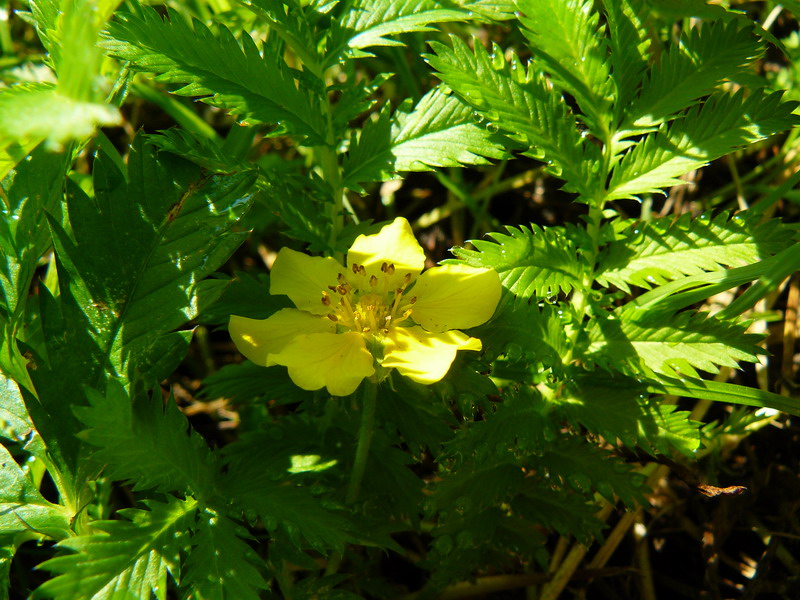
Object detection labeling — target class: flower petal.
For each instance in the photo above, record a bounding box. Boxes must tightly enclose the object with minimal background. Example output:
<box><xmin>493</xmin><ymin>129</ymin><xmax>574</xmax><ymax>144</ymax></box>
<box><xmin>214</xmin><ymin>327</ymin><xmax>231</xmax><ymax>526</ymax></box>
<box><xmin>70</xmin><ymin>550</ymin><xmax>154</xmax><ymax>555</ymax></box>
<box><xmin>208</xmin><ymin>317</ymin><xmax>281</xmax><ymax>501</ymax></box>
<box><xmin>382</xmin><ymin>326</ymin><xmax>481</xmax><ymax>384</ymax></box>
<box><xmin>270</xmin><ymin>247</ymin><xmax>343</xmax><ymax>315</ymax></box>
<box><xmin>272</xmin><ymin>331</ymin><xmax>375</xmax><ymax>396</ymax></box>
<box><xmin>411</xmin><ymin>264</ymin><xmax>501</xmax><ymax>332</ymax></box>
<box><xmin>229</xmin><ymin>309</ymin><xmax>335</xmax><ymax>366</ymax></box>
<box><xmin>347</xmin><ymin>217</ymin><xmax>425</xmax><ymax>288</ymax></box>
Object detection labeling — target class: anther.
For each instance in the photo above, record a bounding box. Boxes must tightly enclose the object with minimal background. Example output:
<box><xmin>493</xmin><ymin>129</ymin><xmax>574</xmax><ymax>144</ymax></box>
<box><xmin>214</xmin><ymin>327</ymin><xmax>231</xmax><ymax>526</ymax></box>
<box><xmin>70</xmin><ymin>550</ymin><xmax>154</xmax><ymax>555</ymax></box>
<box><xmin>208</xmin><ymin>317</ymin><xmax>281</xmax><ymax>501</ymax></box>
<box><xmin>386</xmin><ymin>263</ymin><xmax>396</xmax><ymax>276</ymax></box>
<box><xmin>351</xmin><ymin>263</ymin><xmax>360</xmax><ymax>274</ymax></box>
<box><xmin>321</xmin><ymin>293</ymin><xmax>331</xmax><ymax>306</ymax></box>
<box><xmin>410</xmin><ymin>296</ymin><xmax>417</xmax><ymax>304</ymax></box>
<box><xmin>380</xmin><ymin>262</ymin><xmax>388</xmax><ymax>273</ymax></box>
<box><xmin>328</xmin><ymin>285</ymin><xmax>338</xmax><ymax>292</ymax></box>
<box><xmin>327</xmin><ymin>314</ymin><xmax>338</xmax><ymax>321</ymax></box>
<box><xmin>403</xmin><ymin>273</ymin><xmax>412</xmax><ymax>285</ymax></box>
<box><xmin>359</xmin><ymin>265</ymin><xmax>367</xmax><ymax>276</ymax></box>
<box><xmin>370</xmin><ymin>275</ymin><xmax>378</xmax><ymax>287</ymax></box>
<box><xmin>337</xmin><ymin>284</ymin><xmax>348</xmax><ymax>295</ymax></box>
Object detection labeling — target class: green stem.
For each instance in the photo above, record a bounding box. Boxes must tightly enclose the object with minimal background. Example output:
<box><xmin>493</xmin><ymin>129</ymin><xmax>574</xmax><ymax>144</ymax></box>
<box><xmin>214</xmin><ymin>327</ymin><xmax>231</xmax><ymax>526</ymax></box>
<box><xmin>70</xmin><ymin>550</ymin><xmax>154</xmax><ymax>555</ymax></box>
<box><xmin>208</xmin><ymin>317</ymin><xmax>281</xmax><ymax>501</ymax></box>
<box><xmin>346</xmin><ymin>381</ymin><xmax>378</xmax><ymax>505</ymax></box>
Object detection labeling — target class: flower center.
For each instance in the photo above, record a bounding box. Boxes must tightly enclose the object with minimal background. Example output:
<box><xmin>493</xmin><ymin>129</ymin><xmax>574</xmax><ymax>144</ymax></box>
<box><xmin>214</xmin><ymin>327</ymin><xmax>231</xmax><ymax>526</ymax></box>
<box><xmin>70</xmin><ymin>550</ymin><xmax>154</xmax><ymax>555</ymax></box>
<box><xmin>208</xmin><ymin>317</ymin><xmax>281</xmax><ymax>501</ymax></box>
<box><xmin>320</xmin><ymin>261</ymin><xmax>416</xmax><ymax>336</ymax></box>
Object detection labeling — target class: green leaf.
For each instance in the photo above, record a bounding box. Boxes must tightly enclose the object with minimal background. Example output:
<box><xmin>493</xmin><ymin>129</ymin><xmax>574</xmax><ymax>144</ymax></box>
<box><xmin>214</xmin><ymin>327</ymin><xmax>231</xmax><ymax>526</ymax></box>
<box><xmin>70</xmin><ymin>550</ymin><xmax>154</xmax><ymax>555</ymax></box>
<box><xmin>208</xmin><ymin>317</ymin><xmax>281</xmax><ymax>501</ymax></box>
<box><xmin>104</xmin><ymin>8</ymin><xmax>327</xmax><ymax>143</ymax></box>
<box><xmin>0</xmin><ymin>375</ymin><xmax>45</xmax><ymax>459</ymax></box>
<box><xmin>606</xmin><ymin>89</ymin><xmax>800</xmax><ymax>200</ymax></box>
<box><xmin>341</xmin><ymin>0</ymin><xmax>486</xmax><ymax>51</ymax></box>
<box><xmin>34</xmin><ymin>497</ymin><xmax>195</xmax><ymax>600</ymax></box>
<box><xmin>0</xmin><ymin>443</ymin><xmax>72</xmax><ymax>541</ymax></box>
<box><xmin>603</xmin><ymin>0</ymin><xmax>651</xmax><ymax>115</ymax></box>
<box><xmin>626</xmin><ymin>19</ymin><xmax>763</xmax><ymax>128</ymax></box>
<box><xmin>516</xmin><ymin>0</ymin><xmax>613</xmax><ymax>130</ymax></box>
<box><xmin>452</xmin><ymin>224</ymin><xmax>585</xmax><ymax>298</ymax></box>
<box><xmin>0</xmin><ymin>144</ymin><xmax>66</xmax><ymax>321</ymax></box>
<box><xmin>536</xmin><ymin>437</ymin><xmax>648</xmax><ymax>506</ymax></box>
<box><xmin>46</xmin><ymin>136</ymin><xmax>255</xmax><ymax>386</ymax></box>
<box><xmin>342</xmin><ymin>87</ymin><xmax>508</xmax><ymax>192</ymax></box>
<box><xmin>74</xmin><ymin>381</ymin><xmax>216</xmax><ymax>498</ymax></box>
<box><xmin>561</xmin><ymin>372</ymin><xmax>701</xmax><ymax>456</ymax></box>
<box><xmin>582</xmin><ymin>309</ymin><xmax>763</xmax><ymax>378</ymax></box>
<box><xmin>597</xmin><ymin>212</ymin><xmax>794</xmax><ymax>293</ymax></box>
<box><xmin>647</xmin><ymin>376</ymin><xmax>800</xmax><ymax>417</ymax></box>
<box><xmin>0</xmin><ymin>84</ymin><xmax>120</xmax><ymax>150</ymax></box>
<box><xmin>426</xmin><ymin>36</ymin><xmax>602</xmax><ymax>198</ymax></box>
<box><xmin>182</xmin><ymin>510</ymin><xmax>268</xmax><ymax>600</ymax></box>
<box><xmin>200</xmin><ymin>361</ymin><xmax>311</xmax><ymax>405</ymax></box>
<box><xmin>471</xmin><ymin>297</ymin><xmax>567</xmax><ymax>366</ymax></box>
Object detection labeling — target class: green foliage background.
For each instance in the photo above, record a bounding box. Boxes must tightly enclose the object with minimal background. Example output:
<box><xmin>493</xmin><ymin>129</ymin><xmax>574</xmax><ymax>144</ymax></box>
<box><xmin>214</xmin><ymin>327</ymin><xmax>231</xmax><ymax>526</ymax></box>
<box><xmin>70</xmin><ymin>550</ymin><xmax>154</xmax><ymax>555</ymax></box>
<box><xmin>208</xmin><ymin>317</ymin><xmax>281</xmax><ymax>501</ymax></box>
<box><xmin>0</xmin><ymin>0</ymin><xmax>799</xmax><ymax>598</ymax></box>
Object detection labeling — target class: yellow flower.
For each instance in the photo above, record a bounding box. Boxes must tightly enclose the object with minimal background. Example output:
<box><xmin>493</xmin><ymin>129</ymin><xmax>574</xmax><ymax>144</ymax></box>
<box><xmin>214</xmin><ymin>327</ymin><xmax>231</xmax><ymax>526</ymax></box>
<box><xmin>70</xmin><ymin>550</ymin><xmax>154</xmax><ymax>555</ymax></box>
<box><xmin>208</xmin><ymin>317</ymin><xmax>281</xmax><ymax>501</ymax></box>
<box><xmin>229</xmin><ymin>218</ymin><xmax>501</xmax><ymax>396</ymax></box>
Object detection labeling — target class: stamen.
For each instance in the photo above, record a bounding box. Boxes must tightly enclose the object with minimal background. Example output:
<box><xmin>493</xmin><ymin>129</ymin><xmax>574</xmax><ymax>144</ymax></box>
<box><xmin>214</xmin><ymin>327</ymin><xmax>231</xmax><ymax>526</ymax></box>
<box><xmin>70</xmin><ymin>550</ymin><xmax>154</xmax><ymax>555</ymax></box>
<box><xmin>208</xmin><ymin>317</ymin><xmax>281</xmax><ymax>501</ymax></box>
<box><xmin>321</xmin><ymin>292</ymin><xmax>331</xmax><ymax>306</ymax></box>
<box><xmin>369</xmin><ymin>275</ymin><xmax>378</xmax><ymax>287</ymax></box>
<box><xmin>327</xmin><ymin>314</ymin><xmax>338</xmax><ymax>321</ymax></box>
<box><xmin>410</xmin><ymin>296</ymin><xmax>417</xmax><ymax>304</ymax></box>
<box><xmin>380</xmin><ymin>262</ymin><xmax>388</xmax><ymax>273</ymax></box>
<box><xmin>385</xmin><ymin>263</ymin><xmax>396</xmax><ymax>276</ymax></box>
<box><xmin>337</xmin><ymin>284</ymin><xmax>348</xmax><ymax>295</ymax></box>
<box><xmin>351</xmin><ymin>263</ymin><xmax>360</xmax><ymax>274</ymax></box>
<box><xmin>359</xmin><ymin>265</ymin><xmax>367</xmax><ymax>276</ymax></box>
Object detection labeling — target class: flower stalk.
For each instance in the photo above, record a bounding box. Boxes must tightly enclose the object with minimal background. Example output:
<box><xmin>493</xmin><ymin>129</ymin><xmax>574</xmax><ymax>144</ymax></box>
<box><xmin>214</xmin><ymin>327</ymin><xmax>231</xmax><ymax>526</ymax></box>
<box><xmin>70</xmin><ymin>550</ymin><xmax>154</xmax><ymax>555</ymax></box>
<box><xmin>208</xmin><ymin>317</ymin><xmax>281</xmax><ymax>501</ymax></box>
<box><xmin>345</xmin><ymin>380</ymin><xmax>378</xmax><ymax>505</ymax></box>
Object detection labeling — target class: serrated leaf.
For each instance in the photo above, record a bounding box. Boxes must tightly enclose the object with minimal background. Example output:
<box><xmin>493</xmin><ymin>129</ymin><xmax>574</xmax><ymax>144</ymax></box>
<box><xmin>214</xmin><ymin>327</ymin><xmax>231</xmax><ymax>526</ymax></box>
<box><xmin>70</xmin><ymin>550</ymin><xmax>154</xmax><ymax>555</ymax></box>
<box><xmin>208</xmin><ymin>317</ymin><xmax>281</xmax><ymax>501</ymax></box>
<box><xmin>470</xmin><ymin>297</ymin><xmax>567</xmax><ymax>366</ymax></box>
<box><xmin>0</xmin><ymin>443</ymin><xmax>72</xmax><ymax>541</ymax></box>
<box><xmin>426</xmin><ymin>36</ymin><xmax>602</xmax><ymax>198</ymax></box>
<box><xmin>561</xmin><ymin>372</ymin><xmax>701</xmax><ymax>456</ymax></box>
<box><xmin>342</xmin><ymin>0</ymin><xmax>478</xmax><ymax>50</ymax></box>
<box><xmin>0</xmin><ymin>144</ymin><xmax>66</xmax><ymax>321</ymax></box>
<box><xmin>46</xmin><ymin>136</ymin><xmax>255</xmax><ymax>386</ymax></box>
<box><xmin>34</xmin><ymin>497</ymin><xmax>195</xmax><ymax>600</ymax></box>
<box><xmin>182</xmin><ymin>511</ymin><xmax>268</xmax><ymax>600</ymax></box>
<box><xmin>103</xmin><ymin>8</ymin><xmax>327</xmax><ymax>143</ymax></box>
<box><xmin>627</xmin><ymin>19</ymin><xmax>763</xmax><ymax>127</ymax></box>
<box><xmin>603</xmin><ymin>0</ymin><xmax>651</xmax><ymax>113</ymax></box>
<box><xmin>342</xmin><ymin>87</ymin><xmax>508</xmax><ymax>192</ymax></box>
<box><xmin>453</xmin><ymin>224</ymin><xmax>585</xmax><ymax>298</ymax></box>
<box><xmin>74</xmin><ymin>381</ymin><xmax>216</xmax><ymax>497</ymax></box>
<box><xmin>606</xmin><ymin>89</ymin><xmax>800</xmax><ymax>200</ymax></box>
<box><xmin>516</xmin><ymin>0</ymin><xmax>613</xmax><ymax>130</ymax></box>
<box><xmin>200</xmin><ymin>361</ymin><xmax>312</xmax><ymax>405</ymax></box>
<box><xmin>582</xmin><ymin>309</ymin><xmax>763</xmax><ymax>378</ymax></box>
<box><xmin>536</xmin><ymin>438</ymin><xmax>648</xmax><ymax>506</ymax></box>
<box><xmin>597</xmin><ymin>212</ymin><xmax>794</xmax><ymax>293</ymax></box>
<box><xmin>0</xmin><ymin>375</ymin><xmax>45</xmax><ymax>459</ymax></box>
<box><xmin>0</xmin><ymin>84</ymin><xmax>120</xmax><ymax>150</ymax></box>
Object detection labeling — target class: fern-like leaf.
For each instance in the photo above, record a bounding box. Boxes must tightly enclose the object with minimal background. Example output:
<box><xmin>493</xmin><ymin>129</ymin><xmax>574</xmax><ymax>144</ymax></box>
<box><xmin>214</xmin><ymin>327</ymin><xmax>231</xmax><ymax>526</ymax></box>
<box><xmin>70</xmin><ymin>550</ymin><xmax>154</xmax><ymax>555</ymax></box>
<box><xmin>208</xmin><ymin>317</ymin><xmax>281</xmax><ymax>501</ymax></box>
<box><xmin>35</xmin><ymin>497</ymin><xmax>195</xmax><ymax>600</ymax></box>
<box><xmin>516</xmin><ymin>0</ymin><xmax>613</xmax><ymax>130</ymax></box>
<box><xmin>342</xmin><ymin>87</ymin><xmax>508</xmax><ymax>192</ymax></box>
<box><xmin>453</xmin><ymin>224</ymin><xmax>586</xmax><ymax>298</ymax></box>
<box><xmin>597</xmin><ymin>212</ymin><xmax>794</xmax><ymax>292</ymax></box>
<box><xmin>426</xmin><ymin>36</ymin><xmax>602</xmax><ymax>198</ymax></box>
<box><xmin>561</xmin><ymin>372</ymin><xmax>701</xmax><ymax>456</ymax></box>
<box><xmin>626</xmin><ymin>19</ymin><xmax>763</xmax><ymax>128</ymax></box>
<box><xmin>603</xmin><ymin>0</ymin><xmax>651</xmax><ymax>113</ymax></box>
<box><xmin>606</xmin><ymin>89</ymin><xmax>800</xmax><ymax>200</ymax></box>
<box><xmin>103</xmin><ymin>8</ymin><xmax>327</xmax><ymax>143</ymax></box>
<box><xmin>74</xmin><ymin>381</ymin><xmax>216</xmax><ymax>497</ymax></box>
<box><xmin>341</xmin><ymin>0</ymin><xmax>512</xmax><ymax>51</ymax></box>
<box><xmin>582</xmin><ymin>309</ymin><xmax>763</xmax><ymax>378</ymax></box>
<box><xmin>182</xmin><ymin>511</ymin><xmax>268</xmax><ymax>600</ymax></box>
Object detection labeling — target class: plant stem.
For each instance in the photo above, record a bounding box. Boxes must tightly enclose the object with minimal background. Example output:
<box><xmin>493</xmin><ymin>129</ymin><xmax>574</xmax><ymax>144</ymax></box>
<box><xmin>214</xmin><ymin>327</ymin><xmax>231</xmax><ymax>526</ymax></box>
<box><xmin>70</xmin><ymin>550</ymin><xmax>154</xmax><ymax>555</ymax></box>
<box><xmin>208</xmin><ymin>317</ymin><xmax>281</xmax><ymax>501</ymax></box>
<box><xmin>346</xmin><ymin>381</ymin><xmax>378</xmax><ymax>505</ymax></box>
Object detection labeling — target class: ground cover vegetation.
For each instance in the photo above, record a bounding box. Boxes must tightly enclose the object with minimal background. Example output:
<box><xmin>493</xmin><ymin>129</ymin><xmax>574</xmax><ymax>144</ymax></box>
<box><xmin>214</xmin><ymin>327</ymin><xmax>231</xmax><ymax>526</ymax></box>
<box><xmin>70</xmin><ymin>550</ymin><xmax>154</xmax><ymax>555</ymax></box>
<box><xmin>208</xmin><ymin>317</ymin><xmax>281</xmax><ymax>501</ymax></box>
<box><xmin>1</xmin><ymin>0</ymin><xmax>799</xmax><ymax>598</ymax></box>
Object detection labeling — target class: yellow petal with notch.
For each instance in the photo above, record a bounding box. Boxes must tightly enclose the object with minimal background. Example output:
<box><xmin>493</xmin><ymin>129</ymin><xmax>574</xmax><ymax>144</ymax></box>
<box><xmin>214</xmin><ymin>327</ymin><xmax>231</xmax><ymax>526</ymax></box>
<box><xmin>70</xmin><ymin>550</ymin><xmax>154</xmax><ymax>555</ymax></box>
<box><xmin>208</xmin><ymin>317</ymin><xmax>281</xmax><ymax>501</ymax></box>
<box><xmin>382</xmin><ymin>326</ymin><xmax>481</xmax><ymax>384</ymax></box>
<box><xmin>347</xmin><ymin>218</ymin><xmax>425</xmax><ymax>289</ymax></box>
<box><xmin>229</xmin><ymin>309</ymin><xmax>335</xmax><ymax>366</ymax></box>
<box><xmin>411</xmin><ymin>264</ymin><xmax>501</xmax><ymax>332</ymax></box>
<box><xmin>272</xmin><ymin>331</ymin><xmax>375</xmax><ymax>396</ymax></box>
<box><xmin>270</xmin><ymin>247</ymin><xmax>343</xmax><ymax>315</ymax></box>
